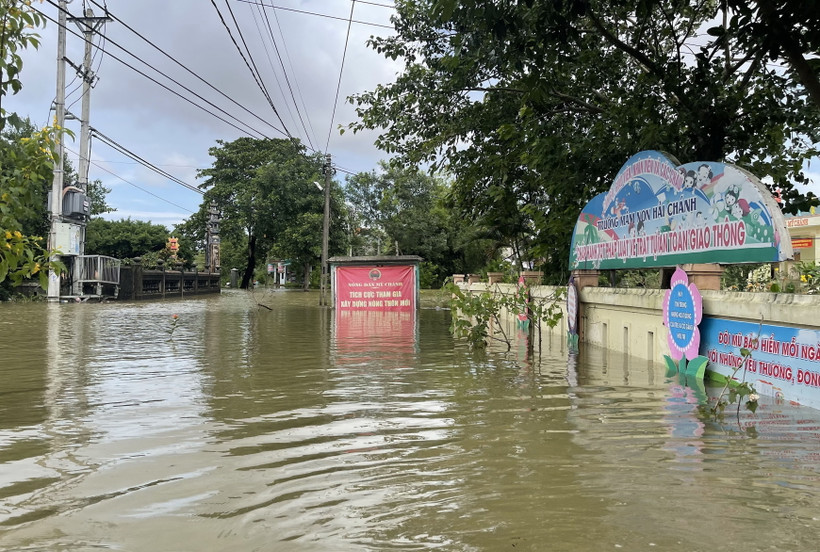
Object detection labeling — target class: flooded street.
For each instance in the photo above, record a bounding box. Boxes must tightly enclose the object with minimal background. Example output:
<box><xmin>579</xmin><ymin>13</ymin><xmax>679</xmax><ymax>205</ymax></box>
<box><xmin>1</xmin><ymin>290</ymin><xmax>819</xmax><ymax>551</ymax></box>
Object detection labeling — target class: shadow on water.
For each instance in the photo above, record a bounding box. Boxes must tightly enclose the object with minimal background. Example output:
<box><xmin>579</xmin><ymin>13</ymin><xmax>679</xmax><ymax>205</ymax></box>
<box><xmin>1</xmin><ymin>291</ymin><xmax>820</xmax><ymax>551</ymax></box>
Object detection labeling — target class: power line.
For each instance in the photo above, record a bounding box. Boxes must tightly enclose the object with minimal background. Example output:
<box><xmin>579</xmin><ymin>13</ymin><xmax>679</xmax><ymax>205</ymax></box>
<box><xmin>236</xmin><ymin>0</ymin><xmax>394</xmax><ymax>30</ymax></box>
<box><xmin>66</xmin><ymin>145</ymin><xmax>197</xmax><ymax>214</ymax></box>
<box><xmin>247</xmin><ymin>2</ymin><xmax>307</xmax><ymax>147</ymax></box>
<box><xmin>40</xmin><ymin>0</ymin><xmax>283</xmax><ymax>140</ymax></box>
<box><xmin>85</xmin><ymin>0</ymin><xmax>287</xmax><ymax>140</ymax></box>
<box><xmin>210</xmin><ymin>0</ymin><xmax>292</xmax><ymax>137</ymax></box>
<box><xmin>91</xmin><ymin>128</ymin><xmax>204</xmax><ymax>195</ymax></box>
<box><xmin>268</xmin><ymin>5</ymin><xmax>321</xmax><ymax>151</ymax></box>
<box><xmin>356</xmin><ymin>0</ymin><xmax>396</xmax><ymax>8</ymax></box>
<box><xmin>325</xmin><ymin>1</ymin><xmax>356</xmax><ymax>152</ymax></box>
<box><xmin>249</xmin><ymin>0</ymin><xmax>318</xmax><ymax>150</ymax></box>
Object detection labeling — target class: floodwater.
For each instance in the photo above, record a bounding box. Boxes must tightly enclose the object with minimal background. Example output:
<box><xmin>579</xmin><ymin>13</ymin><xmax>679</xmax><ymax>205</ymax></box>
<box><xmin>1</xmin><ymin>290</ymin><xmax>819</xmax><ymax>551</ymax></box>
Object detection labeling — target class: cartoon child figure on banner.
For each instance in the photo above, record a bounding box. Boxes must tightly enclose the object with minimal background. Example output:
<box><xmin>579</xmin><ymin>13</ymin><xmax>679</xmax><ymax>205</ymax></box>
<box><xmin>662</xmin><ymin>267</ymin><xmax>709</xmax><ymax>380</ymax></box>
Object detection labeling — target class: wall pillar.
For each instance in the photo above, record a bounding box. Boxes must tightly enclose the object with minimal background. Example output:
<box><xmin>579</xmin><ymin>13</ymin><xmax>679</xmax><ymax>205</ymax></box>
<box><xmin>572</xmin><ymin>269</ymin><xmax>599</xmax><ymax>345</ymax></box>
<box><xmin>487</xmin><ymin>272</ymin><xmax>505</xmax><ymax>284</ymax></box>
<box><xmin>572</xmin><ymin>269</ymin><xmax>600</xmax><ymax>290</ymax></box>
<box><xmin>680</xmin><ymin>263</ymin><xmax>723</xmax><ymax>291</ymax></box>
<box><xmin>520</xmin><ymin>270</ymin><xmax>542</xmax><ymax>285</ymax></box>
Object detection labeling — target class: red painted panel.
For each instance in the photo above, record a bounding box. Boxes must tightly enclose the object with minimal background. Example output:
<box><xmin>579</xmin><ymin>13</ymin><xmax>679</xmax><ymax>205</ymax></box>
<box><xmin>335</xmin><ymin>265</ymin><xmax>415</xmax><ymax>311</ymax></box>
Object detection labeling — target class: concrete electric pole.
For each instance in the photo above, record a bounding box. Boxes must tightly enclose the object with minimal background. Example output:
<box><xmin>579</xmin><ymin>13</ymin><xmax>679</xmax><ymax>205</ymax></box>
<box><xmin>320</xmin><ymin>154</ymin><xmax>333</xmax><ymax>306</ymax></box>
<box><xmin>69</xmin><ymin>8</ymin><xmax>110</xmax><ymax>296</ymax></box>
<box><xmin>205</xmin><ymin>202</ymin><xmax>221</xmax><ymax>274</ymax></box>
<box><xmin>47</xmin><ymin>0</ymin><xmax>68</xmax><ymax>302</ymax></box>
<box><xmin>72</xmin><ymin>8</ymin><xmax>110</xmax><ymax>190</ymax></box>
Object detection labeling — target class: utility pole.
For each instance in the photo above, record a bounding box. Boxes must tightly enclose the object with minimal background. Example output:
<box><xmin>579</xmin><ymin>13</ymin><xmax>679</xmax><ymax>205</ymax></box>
<box><xmin>47</xmin><ymin>0</ymin><xmax>68</xmax><ymax>302</ymax></box>
<box><xmin>320</xmin><ymin>154</ymin><xmax>333</xmax><ymax>306</ymax></box>
<box><xmin>69</xmin><ymin>8</ymin><xmax>110</xmax><ymax>296</ymax></box>
<box><xmin>71</xmin><ymin>8</ymin><xmax>110</xmax><ymax>190</ymax></box>
<box><xmin>205</xmin><ymin>202</ymin><xmax>221</xmax><ymax>273</ymax></box>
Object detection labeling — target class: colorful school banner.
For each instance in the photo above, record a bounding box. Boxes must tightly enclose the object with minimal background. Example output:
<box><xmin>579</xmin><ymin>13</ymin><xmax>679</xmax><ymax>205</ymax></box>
<box><xmin>335</xmin><ymin>265</ymin><xmax>416</xmax><ymax>311</ymax></box>
<box><xmin>700</xmin><ymin>317</ymin><xmax>820</xmax><ymax>410</ymax></box>
<box><xmin>569</xmin><ymin>151</ymin><xmax>791</xmax><ymax>270</ymax></box>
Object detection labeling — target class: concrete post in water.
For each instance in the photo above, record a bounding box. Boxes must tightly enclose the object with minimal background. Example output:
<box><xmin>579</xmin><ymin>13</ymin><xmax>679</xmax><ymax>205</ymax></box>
<box><xmin>158</xmin><ymin>259</ymin><xmax>165</xmax><ymax>298</ymax></box>
<box><xmin>47</xmin><ymin>1</ymin><xmax>68</xmax><ymax>302</ymax></box>
<box><xmin>230</xmin><ymin>268</ymin><xmax>239</xmax><ymax>289</ymax></box>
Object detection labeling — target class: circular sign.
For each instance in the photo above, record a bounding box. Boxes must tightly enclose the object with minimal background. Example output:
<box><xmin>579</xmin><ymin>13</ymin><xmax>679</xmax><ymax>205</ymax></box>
<box><xmin>662</xmin><ymin>267</ymin><xmax>703</xmax><ymax>361</ymax></box>
<box><xmin>668</xmin><ymin>282</ymin><xmax>695</xmax><ymax>350</ymax></box>
<box><xmin>567</xmin><ymin>277</ymin><xmax>579</xmax><ymax>334</ymax></box>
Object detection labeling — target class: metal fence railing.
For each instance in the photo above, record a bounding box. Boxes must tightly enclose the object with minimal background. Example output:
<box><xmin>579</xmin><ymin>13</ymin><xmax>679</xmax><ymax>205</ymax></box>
<box><xmin>79</xmin><ymin>255</ymin><xmax>121</xmax><ymax>285</ymax></box>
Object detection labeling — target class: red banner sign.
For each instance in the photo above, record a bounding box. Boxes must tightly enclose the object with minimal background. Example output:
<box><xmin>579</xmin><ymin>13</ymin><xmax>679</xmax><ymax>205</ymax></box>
<box><xmin>335</xmin><ymin>265</ymin><xmax>416</xmax><ymax>311</ymax></box>
<box><xmin>791</xmin><ymin>238</ymin><xmax>813</xmax><ymax>249</ymax></box>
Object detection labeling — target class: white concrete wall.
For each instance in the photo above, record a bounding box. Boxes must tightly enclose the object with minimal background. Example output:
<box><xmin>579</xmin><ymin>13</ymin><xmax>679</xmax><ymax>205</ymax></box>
<box><xmin>464</xmin><ymin>283</ymin><xmax>820</xmax><ymax>363</ymax></box>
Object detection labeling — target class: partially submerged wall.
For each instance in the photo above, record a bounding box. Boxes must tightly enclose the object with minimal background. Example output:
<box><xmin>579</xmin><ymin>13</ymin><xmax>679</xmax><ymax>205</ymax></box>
<box><xmin>463</xmin><ymin>283</ymin><xmax>820</xmax><ymax>363</ymax></box>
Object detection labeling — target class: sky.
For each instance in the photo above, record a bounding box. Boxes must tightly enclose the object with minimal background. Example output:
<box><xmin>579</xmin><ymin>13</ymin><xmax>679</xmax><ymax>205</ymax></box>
<box><xmin>7</xmin><ymin>0</ymin><xmax>820</xmax><ymax>232</ymax></box>
<box><xmin>6</xmin><ymin>0</ymin><xmax>401</xmax><ymax>229</ymax></box>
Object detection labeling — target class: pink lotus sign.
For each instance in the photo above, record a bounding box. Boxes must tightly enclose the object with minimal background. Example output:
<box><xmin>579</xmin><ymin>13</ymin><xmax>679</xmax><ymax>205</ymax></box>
<box><xmin>663</xmin><ymin>267</ymin><xmax>708</xmax><ymax>379</ymax></box>
<box><xmin>335</xmin><ymin>265</ymin><xmax>416</xmax><ymax>311</ymax></box>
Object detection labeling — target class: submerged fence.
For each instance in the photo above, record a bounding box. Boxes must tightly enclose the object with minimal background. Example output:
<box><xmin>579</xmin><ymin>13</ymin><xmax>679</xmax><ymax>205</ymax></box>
<box><xmin>119</xmin><ymin>260</ymin><xmax>221</xmax><ymax>300</ymax></box>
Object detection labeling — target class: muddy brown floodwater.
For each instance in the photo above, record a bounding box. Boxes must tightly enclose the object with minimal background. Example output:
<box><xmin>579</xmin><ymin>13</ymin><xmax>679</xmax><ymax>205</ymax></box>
<box><xmin>1</xmin><ymin>289</ymin><xmax>819</xmax><ymax>551</ymax></box>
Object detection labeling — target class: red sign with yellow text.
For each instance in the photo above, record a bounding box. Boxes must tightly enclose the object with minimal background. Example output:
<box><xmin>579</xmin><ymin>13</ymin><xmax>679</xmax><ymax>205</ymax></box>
<box><xmin>791</xmin><ymin>238</ymin><xmax>813</xmax><ymax>249</ymax></box>
<box><xmin>335</xmin><ymin>265</ymin><xmax>416</xmax><ymax>311</ymax></box>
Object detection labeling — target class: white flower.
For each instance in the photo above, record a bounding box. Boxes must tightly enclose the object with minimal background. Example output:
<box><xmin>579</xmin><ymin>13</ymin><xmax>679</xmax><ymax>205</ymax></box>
<box><xmin>749</xmin><ymin>393</ymin><xmax>760</xmax><ymax>402</ymax></box>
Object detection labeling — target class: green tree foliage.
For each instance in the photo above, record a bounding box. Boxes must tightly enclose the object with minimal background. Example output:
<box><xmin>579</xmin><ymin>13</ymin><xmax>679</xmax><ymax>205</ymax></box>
<box><xmin>345</xmin><ymin>163</ymin><xmax>496</xmax><ymax>287</ymax></box>
<box><xmin>1</xmin><ymin>116</ymin><xmax>50</xmax><ymax>238</ymax></box>
<box><xmin>349</xmin><ymin>0</ymin><xmax>820</xmax><ymax>282</ymax></box>
<box><xmin>85</xmin><ymin>177</ymin><xmax>115</xmax><ymax>216</ymax></box>
<box><xmin>196</xmin><ymin>137</ymin><xmax>343</xmax><ymax>289</ymax></box>
<box><xmin>85</xmin><ymin>218</ymin><xmax>169</xmax><ymax>260</ymax></box>
<box><xmin>1</xmin><ymin>1</ymin><xmax>65</xmax><ymax>291</ymax></box>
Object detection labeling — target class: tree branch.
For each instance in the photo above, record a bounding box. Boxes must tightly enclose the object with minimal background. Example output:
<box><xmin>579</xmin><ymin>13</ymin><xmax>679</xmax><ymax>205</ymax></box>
<box><xmin>586</xmin><ymin>9</ymin><xmax>662</xmax><ymax>78</ymax></box>
<box><xmin>756</xmin><ymin>0</ymin><xmax>820</xmax><ymax>109</ymax></box>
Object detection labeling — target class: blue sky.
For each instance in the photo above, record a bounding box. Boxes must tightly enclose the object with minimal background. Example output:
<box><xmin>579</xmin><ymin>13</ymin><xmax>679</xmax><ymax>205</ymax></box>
<box><xmin>7</xmin><ymin>0</ymin><xmax>400</xmax><ymax>229</ymax></box>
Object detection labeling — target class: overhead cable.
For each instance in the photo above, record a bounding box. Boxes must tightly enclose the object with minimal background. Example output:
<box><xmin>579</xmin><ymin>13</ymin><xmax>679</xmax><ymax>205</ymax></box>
<box><xmin>86</xmin><ymin>0</ymin><xmax>287</xmax><ymax>139</ymax></box>
<box><xmin>91</xmin><ymin>128</ymin><xmax>204</xmax><ymax>195</ymax></box>
<box><xmin>250</xmin><ymin>0</ymin><xmax>318</xmax><ymax>150</ymax></box>
<box><xmin>66</xmin><ymin>145</ymin><xmax>197</xmax><ymax>214</ymax></box>
<box><xmin>325</xmin><ymin>0</ymin><xmax>356</xmax><ymax>152</ymax></box>
<box><xmin>40</xmin><ymin>1</ymin><xmax>281</xmax><ymax>139</ymax></box>
<box><xmin>210</xmin><ymin>0</ymin><xmax>293</xmax><ymax>137</ymax></box>
<box><xmin>236</xmin><ymin>0</ymin><xmax>394</xmax><ymax>30</ymax></box>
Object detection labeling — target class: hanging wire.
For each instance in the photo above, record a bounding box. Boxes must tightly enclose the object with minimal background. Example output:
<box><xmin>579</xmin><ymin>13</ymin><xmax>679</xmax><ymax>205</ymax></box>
<box><xmin>325</xmin><ymin>0</ymin><xmax>356</xmax><ymax>153</ymax></box>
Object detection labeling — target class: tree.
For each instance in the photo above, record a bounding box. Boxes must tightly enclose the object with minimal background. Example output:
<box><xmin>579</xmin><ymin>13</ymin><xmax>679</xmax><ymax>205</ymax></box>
<box><xmin>85</xmin><ymin>218</ymin><xmax>169</xmax><ymax>260</ymax></box>
<box><xmin>85</xmin><ymin>177</ymin><xmax>115</xmax><ymax>216</ymax></box>
<box><xmin>723</xmin><ymin>0</ymin><xmax>820</xmax><ymax>109</ymax></box>
<box><xmin>266</xmin><ymin>175</ymin><xmax>348</xmax><ymax>290</ymax></box>
<box><xmin>345</xmin><ymin>163</ymin><xmax>492</xmax><ymax>286</ymax></box>
<box><xmin>196</xmin><ymin>137</ymin><xmax>336</xmax><ymax>289</ymax></box>
<box><xmin>349</xmin><ymin>0</ymin><xmax>820</xmax><ymax>282</ymax></box>
<box><xmin>1</xmin><ymin>2</ymin><xmax>65</xmax><ymax>290</ymax></box>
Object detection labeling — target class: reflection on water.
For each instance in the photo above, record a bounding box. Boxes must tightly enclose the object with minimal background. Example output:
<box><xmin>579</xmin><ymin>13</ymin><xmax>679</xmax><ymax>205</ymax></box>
<box><xmin>1</xmin><ymin>290</ymin><xmax>819</xmax><ymax>551</ymax></box>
